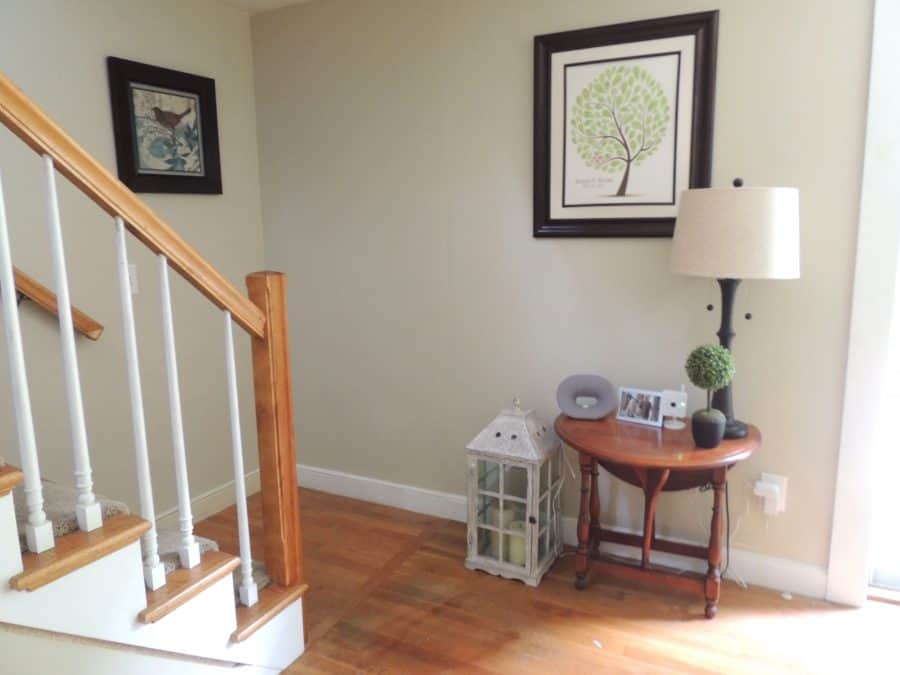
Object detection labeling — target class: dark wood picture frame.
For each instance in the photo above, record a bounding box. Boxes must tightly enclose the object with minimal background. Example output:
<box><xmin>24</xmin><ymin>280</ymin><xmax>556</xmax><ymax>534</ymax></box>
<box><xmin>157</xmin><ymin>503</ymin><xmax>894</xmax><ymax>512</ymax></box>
<box><xmin>107</xmin><ymin>57</ymin><xmax>222</xmax><ymax>194</ymax></box>
<box><xmin>533</xmin><ymin>12</ymin><xmax>718</xmax><ymax>238</ymax></box>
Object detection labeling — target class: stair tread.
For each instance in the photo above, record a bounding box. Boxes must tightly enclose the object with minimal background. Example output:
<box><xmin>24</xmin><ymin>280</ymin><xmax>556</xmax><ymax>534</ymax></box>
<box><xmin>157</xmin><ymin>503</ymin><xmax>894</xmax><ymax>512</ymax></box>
<box><xmin>10</xmin><ymin>514</ymin><xmax>150</xmax><ymax>591</ymax></box>
<box><xmin>232</xmin><ymin>582</ymin><xmax>308</xmax><ymax>643</ymax></box>
<box><xmin>0</xmin><ymin>464</ymin><xmax>24</xmax><ymax>497</ymax></box>
<box><xmin>139</xmin><ymin>550</ymin><xmax>240</xmax><ymax>624</ymax></box>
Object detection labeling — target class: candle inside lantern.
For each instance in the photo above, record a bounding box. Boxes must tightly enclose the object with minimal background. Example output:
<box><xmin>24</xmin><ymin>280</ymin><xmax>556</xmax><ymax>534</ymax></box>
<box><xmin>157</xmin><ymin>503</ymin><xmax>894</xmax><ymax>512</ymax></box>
<box><xmin>506</xmin><ymin>521</ymin><xmax>527</xmax><ymax>566</ymax></box>
<box><xmin>487</xmin><ymin>504</ymin><xmax>514</xmax><ymax>558</ymax></box>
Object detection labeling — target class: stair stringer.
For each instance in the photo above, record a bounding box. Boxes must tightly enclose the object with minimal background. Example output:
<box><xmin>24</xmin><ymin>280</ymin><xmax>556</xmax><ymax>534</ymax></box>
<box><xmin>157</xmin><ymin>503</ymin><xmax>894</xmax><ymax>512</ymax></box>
<box><xmin>0</xmin><ymin>492</ymin><xmax>304</xmax><ymax>670</ymax></box>
<box><xmin>0</xmin><ymin>621</ymin><xmax>277</xmax><ymax>675</ymax></box>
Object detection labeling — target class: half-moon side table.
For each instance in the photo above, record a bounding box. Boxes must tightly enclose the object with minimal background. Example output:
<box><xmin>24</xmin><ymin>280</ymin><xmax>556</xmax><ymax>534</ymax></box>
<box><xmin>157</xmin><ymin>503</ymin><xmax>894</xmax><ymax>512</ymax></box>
<box><xmin>554</xmin><ymin>415</ymin><xmax>760</xmax><ymax>619</ymax></box>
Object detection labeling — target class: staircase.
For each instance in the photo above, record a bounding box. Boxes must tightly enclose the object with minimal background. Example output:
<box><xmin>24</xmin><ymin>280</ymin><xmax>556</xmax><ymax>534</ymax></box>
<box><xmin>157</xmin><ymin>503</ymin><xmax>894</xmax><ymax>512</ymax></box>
<box><xmin>0</xmin><ymin>70</ymin><xmax>305</xmax><ymax>672</ymax></box>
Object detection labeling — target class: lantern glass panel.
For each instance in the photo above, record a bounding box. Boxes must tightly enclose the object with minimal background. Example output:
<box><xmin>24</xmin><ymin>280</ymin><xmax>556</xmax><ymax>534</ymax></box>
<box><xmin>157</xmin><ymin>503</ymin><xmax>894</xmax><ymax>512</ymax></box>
<box><xmin>477</xmin><ymin>494</ymin><xmax>500</xmax><ymax>528</ymax></box>
<box><xmin>549</xmin><ymin>494</ymin><xmax>561</xmax><ymax>550</ymax></box>
<box><xmin>539</xmin><ymin>495</ymin><xmax>548</xmax><ymax>530</ymax></box>
<box><xmin>503</xmin><ymin>464</ymin><xmax>528</xmax><ymax>500</ymax></box>
<box><xmin>478</xmin><ymin>459</ymin><xmax>500</xmax><ymax>493</ymax></box>
<box><xmin>503</xmin><ymin>525</ymin><xmax>527</xmax><ymax>568</ymax></box>
<box><xmin>539</xmin><ymin>528</ymin><xmax>547</xmax><ymax>562</ymax></box>
<box><xmin>540</xmin><ymin>460</ymin><xmax>550</xmax><ymax>495</ymax></box>
<box><xmin>551</xmin><ymin>449</ymin><xmax>561</xmax><ymax>486</ymax></box>
<box><xmin>477</xmin><ymin>527</ymin><xmax>498</xmax><ymax>560</ymax></box>
<box><xmin>504</xmin><ymin>499</ymin><xmax>526</xmax><ymax>527</ymax></box>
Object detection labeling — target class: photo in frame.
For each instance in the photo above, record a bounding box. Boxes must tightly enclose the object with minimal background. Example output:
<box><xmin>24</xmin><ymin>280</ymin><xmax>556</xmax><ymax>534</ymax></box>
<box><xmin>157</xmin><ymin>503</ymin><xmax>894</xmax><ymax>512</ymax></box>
<box><xmin>533</xmin><ymin>12</ymin><xmax>718</xmax><ymax>237</ymax></box>
<box><xmin>107</xmin><ymin>57</ymin><xmax>222</xmax><ymax>194</ymax></box>
<box><xmin>617</xmin><ymin>387</ymin><xmax>664</xmax><ymax>428</ymax></box>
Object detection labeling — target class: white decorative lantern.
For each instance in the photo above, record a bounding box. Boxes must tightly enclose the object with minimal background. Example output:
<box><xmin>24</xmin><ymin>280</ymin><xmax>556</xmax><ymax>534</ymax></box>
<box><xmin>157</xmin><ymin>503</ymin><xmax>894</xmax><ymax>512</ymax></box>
<box><xmin>465</xmin><ymin>398</ymin><xmax>563</xmax><ymax>586</ymax></box>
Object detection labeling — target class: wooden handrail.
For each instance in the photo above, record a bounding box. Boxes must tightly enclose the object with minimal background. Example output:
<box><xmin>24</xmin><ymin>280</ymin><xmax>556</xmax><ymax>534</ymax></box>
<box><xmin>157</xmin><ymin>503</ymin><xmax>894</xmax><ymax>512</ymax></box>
<box><xmin>13</xmin><ymin>266</ymin><xmax>104</xmax><ymax>340</ymax></box>
<box><xmin>0</xmin><ymin>71</ymin><xmax>265</xmax><ymax>339</ymax></box>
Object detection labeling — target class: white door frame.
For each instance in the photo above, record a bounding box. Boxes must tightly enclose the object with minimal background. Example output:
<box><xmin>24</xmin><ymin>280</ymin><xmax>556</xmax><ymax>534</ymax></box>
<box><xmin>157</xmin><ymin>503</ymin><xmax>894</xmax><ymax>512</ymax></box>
<box><xmin>826</xmin><ymin>0</ymin><xmax>900</xmax><ymax>607</ymax></box>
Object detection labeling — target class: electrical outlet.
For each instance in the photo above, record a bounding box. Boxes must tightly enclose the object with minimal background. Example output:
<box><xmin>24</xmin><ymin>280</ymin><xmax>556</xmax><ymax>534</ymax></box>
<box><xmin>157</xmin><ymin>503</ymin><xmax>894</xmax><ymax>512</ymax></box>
<box><xmin>128</xmin><ymin>263</ymin><xmax>139</xmax><ymax>295</ymax></box>
<box><xmin>753</xmin><ymin>473</ymin><xmax>788</xmax><ymax>516</ymax></box>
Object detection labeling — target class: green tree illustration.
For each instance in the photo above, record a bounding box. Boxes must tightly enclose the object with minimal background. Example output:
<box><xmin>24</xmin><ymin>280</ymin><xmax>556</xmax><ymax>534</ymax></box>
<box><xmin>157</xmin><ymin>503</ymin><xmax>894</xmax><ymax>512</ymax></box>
<box><xmin>570</xmin><ymin>65</ymin><xmax>670</xmax><ymax>197</ymax></box>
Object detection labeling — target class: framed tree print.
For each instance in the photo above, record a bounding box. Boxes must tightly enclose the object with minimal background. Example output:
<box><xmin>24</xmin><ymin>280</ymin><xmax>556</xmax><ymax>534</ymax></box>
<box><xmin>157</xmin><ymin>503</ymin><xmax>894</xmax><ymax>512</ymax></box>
<box><xmin>533</xmin><ymin>12</ymin><xmax>718</xmax><ymax>237</ymax></box>
<box><xmin>107</xmin><ymin>57</ymin><xmax>222</xmax><ymax>194</ymax></box>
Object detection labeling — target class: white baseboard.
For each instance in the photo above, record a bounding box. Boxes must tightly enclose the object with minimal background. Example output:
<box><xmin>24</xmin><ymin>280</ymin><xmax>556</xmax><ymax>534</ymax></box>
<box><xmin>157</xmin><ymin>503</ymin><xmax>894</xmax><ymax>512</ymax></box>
<box><xmin>156</xmin><ymin>470</ymin><xmax>261</xmax><ymax>531</ymax></box>
<box><xmin>297</xmin><ymin>464</ymin><xmax>466</xmax><ymax>522</ymax></box>
<box><xmin>297</xmin><ymin>463</ymin><xmax>827</xmax><ymax>599</ymax></box>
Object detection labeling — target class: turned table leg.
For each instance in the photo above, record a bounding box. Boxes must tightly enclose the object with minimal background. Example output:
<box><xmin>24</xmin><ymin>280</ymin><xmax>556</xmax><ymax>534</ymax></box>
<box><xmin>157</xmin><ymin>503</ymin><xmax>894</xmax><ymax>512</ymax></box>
<box><xmin>575</xmin><ymin>453</ymin><xmax>593</xmax><ymax>590</ymax></box>
<box><xmin>589</xmin><ymin>458</ymin><xmax>600</xmax><ymax>557</ymax></box>
<box><xmin>705</xmin><ymin>468</ymin><xmax>727</xmax><ymax>619</ymax></box>
<box><xmin>640</xmin><ymin>469</ymin><xmax>670</xmax><ymax>569</ymax></box>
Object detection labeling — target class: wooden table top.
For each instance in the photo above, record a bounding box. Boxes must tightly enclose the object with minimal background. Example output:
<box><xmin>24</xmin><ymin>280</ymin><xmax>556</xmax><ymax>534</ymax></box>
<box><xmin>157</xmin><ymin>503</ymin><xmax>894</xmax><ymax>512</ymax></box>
<box><xmin>554</xmin><ymin>415</ymin><xmax>760</xmax><ymax>470</ymax></box>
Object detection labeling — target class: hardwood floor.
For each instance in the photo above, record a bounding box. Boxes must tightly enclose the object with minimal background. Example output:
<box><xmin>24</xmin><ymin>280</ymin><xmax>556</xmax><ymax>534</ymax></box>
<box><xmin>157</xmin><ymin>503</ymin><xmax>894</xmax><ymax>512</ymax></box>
<box><xmin>196</xmin><ymin>489</ymin><xmax>898</xmax><ymax>674</ymax></box>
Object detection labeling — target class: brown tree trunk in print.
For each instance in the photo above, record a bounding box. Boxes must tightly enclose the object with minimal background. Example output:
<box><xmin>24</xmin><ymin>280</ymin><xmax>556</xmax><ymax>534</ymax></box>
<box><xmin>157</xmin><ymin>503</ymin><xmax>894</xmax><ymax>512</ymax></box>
<box><xmin>615</xmin><ymin>161</ymin><xmax>631</xmax><ymax>197</ymax></box>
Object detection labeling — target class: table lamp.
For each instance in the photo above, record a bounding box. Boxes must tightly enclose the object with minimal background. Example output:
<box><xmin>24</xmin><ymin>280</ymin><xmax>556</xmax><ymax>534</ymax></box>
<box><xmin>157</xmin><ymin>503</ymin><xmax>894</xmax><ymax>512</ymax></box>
<box><xmin>671</xmin><ymin>179</ymin><xmax>800</xmax><ymax>439</ymax></box>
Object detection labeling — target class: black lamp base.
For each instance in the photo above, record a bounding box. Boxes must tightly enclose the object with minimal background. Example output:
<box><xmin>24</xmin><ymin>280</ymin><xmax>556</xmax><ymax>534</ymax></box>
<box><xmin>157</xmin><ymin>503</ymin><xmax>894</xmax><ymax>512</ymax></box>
<box><xmin>711</xmin><ymin>279</ymin><xmax>751</xmax><ymax>440</ymax></box>
<box><xmin>724</xmin><ymin>419</ymin><xmax>748</xmax><ymax>440</ymax></box>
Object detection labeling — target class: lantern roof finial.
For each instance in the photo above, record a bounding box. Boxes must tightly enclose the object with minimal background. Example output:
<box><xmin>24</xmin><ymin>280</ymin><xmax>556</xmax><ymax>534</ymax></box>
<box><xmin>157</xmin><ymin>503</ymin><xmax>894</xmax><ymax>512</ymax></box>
<box><xmin>466</xmin><ymin>397</ymin><xmax>560</xmax><ymax>462</ymax></box>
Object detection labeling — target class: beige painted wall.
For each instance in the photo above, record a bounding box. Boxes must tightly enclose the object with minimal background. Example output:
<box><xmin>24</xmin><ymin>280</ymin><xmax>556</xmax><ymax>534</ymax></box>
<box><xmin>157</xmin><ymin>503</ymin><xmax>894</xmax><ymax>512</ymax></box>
<box><xmin>252</xmin><ymin>0</ymin><xmax>873</xmax><ymax>568</ymax></box>
<box><xmin>0</xmin><ymin>0</ymin><xmax>264</xmax><ymax>517</ymax></box>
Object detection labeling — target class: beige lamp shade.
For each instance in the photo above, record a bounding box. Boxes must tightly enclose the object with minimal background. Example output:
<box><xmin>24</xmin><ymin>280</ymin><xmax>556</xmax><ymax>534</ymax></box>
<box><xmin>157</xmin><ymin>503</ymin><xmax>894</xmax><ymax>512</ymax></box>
<box><xmin>671</xmin><ymin>187</ymin><xmax>800</xmax><ymax>279</ymax></box>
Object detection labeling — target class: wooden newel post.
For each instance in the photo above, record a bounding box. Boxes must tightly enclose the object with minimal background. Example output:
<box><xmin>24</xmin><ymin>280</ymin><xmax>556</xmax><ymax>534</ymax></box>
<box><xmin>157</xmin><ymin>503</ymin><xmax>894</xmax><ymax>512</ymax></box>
<box><xmin>246</xmin><ymin>271</ymin><xmax>303</xmax><ymax>587</ymax></box>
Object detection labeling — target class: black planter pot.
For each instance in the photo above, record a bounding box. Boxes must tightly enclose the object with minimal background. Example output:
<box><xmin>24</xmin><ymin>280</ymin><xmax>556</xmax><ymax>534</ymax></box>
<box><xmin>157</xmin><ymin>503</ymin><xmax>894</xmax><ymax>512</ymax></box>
<box><xmin>692</xmin><ymin>409</ymin><xmax>726</xmax><ymax>449</ymax></box>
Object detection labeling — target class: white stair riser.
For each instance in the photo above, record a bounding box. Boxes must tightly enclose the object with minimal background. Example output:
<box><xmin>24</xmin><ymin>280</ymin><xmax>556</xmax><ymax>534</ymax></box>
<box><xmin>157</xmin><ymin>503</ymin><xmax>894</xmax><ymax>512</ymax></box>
<box><xmin>0</xmin><ymin>493</ymin><xmax>23</xmax><ymax>578</ymax></box>
<box><xmin>226</xmin><ymin>598</ymin><xmax>304</xmax><ymax>670</ymax></box>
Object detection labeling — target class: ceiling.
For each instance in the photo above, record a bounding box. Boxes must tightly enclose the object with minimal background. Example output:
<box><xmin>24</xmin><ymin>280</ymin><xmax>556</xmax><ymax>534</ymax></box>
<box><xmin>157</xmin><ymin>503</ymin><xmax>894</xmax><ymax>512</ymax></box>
<box><xmin>220</xmin><ymin>0</ymin><xmax>311</xmax><ymax>14</ymax></box>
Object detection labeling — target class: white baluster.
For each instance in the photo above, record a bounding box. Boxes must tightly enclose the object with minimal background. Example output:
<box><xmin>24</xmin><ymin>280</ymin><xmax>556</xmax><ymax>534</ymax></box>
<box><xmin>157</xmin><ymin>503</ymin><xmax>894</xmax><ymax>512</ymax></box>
<box><xmin>224</xmin><ymin>311</ymin><xmax>258</xmax><ymax>607</ymax></box>
<box><xmin>159</xmin><ymin>254</ymin><xmax>200</xmax><ymax>568</ymax></box>
<box><xmin>43</xmin><ymin>155</ymin><xmax>101</xmax><ymax>532</ymax></box>
<box><xmin>0</xmin><ymin>170</ymin><xmax>54</xmax><ymax>552</ymax></box>
<box><xmin>115</xmin><ymin>218</ymin><xmax>166</xmax><ymax>589</ymax></box>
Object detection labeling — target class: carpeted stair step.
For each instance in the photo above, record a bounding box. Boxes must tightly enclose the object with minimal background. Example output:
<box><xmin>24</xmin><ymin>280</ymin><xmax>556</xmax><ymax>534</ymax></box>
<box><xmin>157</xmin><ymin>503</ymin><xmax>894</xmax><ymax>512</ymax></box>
<box><xmin>156</xmin><ymin>528</ymin><xmax>219</xmax><ymax>575</ymax></box>
<box><xmin>156</xmin><ymin>529</ymin><xmax>271</xmax><ymax>600</ymax></box>
<box><xmin>13</xmin><ymin>480</ymin><xmax>129</xmax><ymax>552</ymax></box>
<box><xmin>236</xmin><ymin>559</ymin><xmax>271</xmax><ymax>597</ymax></box>
<box><xmin>12</xmin><ymin>480</ymin><xmax>270</xmax><ymax>604</ymax></box>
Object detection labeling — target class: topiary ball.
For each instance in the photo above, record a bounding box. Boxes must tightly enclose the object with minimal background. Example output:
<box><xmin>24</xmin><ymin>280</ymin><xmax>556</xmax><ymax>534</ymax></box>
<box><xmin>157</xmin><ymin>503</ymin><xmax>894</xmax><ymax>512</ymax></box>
<box><xmin>685</xmin><ymin>344</ymin><xmax>736</xmax><ymax>392</ymax></box>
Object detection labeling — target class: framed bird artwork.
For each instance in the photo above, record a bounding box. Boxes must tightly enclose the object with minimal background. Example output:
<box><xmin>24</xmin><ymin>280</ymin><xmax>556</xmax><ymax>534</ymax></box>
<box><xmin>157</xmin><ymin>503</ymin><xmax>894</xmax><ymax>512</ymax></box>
<box><xmin>107</xmin><ymin>57</ymin><xmax>222</xmax><ymax>194</ymax></box>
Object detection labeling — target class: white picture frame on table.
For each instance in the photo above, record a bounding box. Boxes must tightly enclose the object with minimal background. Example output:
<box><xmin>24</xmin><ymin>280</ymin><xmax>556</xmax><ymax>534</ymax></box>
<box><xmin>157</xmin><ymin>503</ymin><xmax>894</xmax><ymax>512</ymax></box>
<box><xmin>616</xmin><ymin>387</ymin><xmax>664</xmax><ymax>428</ymax></box>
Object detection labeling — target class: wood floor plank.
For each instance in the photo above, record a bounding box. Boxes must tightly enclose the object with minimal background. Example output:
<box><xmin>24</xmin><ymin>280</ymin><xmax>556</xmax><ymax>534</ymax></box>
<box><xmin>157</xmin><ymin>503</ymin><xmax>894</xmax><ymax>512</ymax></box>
<box><xmin>138</xmin><ymin>551</ymin><xmax>239</xmax><ymax>623</ymax></box>
<box><xmin>196</xmin><ymin>487</ymin><xmax>900</xmax><ymax>674</ymax></box>
<box><xmin>10</xmin><ymin>514</ymin><xmax>149</xmax><ymax>591</ymax></box>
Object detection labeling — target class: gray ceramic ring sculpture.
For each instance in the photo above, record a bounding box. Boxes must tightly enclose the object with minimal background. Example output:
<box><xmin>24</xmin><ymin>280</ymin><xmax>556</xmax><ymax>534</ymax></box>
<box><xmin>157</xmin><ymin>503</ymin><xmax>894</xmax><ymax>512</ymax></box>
<box><xmin>556</xmin><ymin>374</ymin><xmax>616</xmax><ymax>420</ymax></box>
